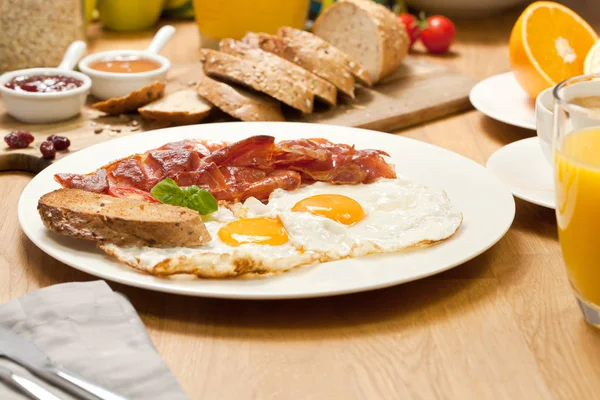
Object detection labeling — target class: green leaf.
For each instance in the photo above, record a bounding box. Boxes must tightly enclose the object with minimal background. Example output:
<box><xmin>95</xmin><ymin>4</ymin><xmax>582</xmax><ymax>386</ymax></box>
<box><xmin>151</xmin><ymin>179</ymin><xmax>218</xmax><ymax>215</ymax></box>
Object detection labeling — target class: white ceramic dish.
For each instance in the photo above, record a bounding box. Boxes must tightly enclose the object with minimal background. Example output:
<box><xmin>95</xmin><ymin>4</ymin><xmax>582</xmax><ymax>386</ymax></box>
<box><xmin>535</xmin><ymin>86</ymin><xmax>554</xmax><ymax>164</ymax></box>
<box><xmin>18</xmin><ymin>122</ymin><xmax>515</xmax><ymax>299</ymax></box>
<box><xmin>470</xmin><ymin>72</ymin><xmax>536</xmax><ymax>130</ymax></box>
<box><xmin>78</xmin><ymin>25</ymin><xmax>174</xmax><ymax>100</ymax></box>
<box><xmin>0</xmin><ymin>41</ymin><xmax>90</xmax><ymax>124</ymax></box>
<box><xmin>486</xmin><ymin>137</ymin><xmax>555</xmax><ymax>209</ymax></box>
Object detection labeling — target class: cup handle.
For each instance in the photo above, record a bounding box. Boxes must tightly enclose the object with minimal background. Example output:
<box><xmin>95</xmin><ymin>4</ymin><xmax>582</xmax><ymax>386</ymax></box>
<box><xmin>58</xmin><ymin>41</ymin><xmax>87</xmax><ymax>71</ymax></box>
<box><xmin>146</xmin><ymin>25</ymin><xmax>176</xmax><ymax>54</ymax></box>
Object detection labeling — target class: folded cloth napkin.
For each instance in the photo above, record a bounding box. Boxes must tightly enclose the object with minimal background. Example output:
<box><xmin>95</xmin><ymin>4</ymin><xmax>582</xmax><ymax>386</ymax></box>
<box><xmin>0</xmin><ymin>281</ymin><xmax>188</xmax><ymax>400</ymax></box>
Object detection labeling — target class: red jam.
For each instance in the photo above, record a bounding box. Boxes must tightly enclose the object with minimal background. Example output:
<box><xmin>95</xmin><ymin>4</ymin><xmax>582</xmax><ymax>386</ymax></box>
<box><xmin>4</xmin><ymin>75</ymin><xmax>83</xmax><ymax>93</ymax></box>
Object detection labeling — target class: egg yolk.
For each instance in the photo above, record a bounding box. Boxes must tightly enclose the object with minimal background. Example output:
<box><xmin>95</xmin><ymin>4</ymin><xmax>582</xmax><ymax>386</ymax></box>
<box><xmin>218</xmin><ymin>217</ymin><xmax>289</xmax><ymax>246</ymax></box>
<box><xmin>292</xmin><ymin>194</ymin><xmax>365</xmax><ymax>225</ymax></box>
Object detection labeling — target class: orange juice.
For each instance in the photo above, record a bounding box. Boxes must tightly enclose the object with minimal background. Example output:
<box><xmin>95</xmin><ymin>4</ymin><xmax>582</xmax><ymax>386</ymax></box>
<box><xmin>193</xmin><ymin>0</ymin><xmax>310</xmax><ymax>40</ymax></box>
<box><xmin>555</xmin><ymin>127</ymin><xmax>600</xmax><ymax>305</ymax></box>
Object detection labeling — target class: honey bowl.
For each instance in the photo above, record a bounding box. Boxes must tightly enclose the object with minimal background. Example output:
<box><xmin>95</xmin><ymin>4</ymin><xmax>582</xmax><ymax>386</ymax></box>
<box><xmin>78</xmin><ymin>25</ymin><xmax>175</xmax><ymax>100</ymax></box>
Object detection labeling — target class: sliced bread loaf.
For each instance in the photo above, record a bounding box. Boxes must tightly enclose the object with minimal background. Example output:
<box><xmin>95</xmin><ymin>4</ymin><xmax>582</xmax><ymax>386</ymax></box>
<box><xmin>38</xmin><ymin>188</ymin><xmax>211</xmax><ymax>247</ymax></box>
<box><xmin>138</xmin><ymin>88</ymin><xmax>213</xmax><ymax>125</ymax></box>
<box><xmin>312</xmin><ymin>0</ymin><xmax>409</xmax><ymax>83</ymax></box>
<box><xmin>195</xmin><ymin>67</ymin><xmax>285</xmax><ymax>122</ymax></box>
<box><xmin>243</xmin><ymin>32</ymin><xmax>355</xmax><ymax>99</ymax></box>
<box><xmin>201</xmin><ymin>49</ymin><xmax>314</xmax><ymax>113</ymax></box>
<box><xmin>219</xmin><ymin>39</ymin><xmax>337</xmax><ymax>106</ymax></box>
<box><xmin>277</xmin><ymin>26</ymin><xmax>372</xmax><ymax>87</ymax></box>
<box><xmin>92</xmin><ymin>81</ymin><xmax>166</xmax><ymax>115</ymax></box>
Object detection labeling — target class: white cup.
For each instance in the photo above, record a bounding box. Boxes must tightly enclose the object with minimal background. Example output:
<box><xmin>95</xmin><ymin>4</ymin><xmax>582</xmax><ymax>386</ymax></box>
<box><xmin>535</xmin><ymin>86</ymin><xmax>554</xmax><ymax>164</ymax></box>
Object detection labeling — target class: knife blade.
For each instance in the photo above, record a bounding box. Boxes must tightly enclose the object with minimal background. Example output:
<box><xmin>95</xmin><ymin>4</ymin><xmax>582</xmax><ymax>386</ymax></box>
<box><xmin>0</xmin><ymin>366</ymin><xmax>63</xmax><ymax>400</ymax></box>
<box><xmin>0</xmin><ymin>327</ymin><xmax>127</xmax><ymax>400</ymax></box>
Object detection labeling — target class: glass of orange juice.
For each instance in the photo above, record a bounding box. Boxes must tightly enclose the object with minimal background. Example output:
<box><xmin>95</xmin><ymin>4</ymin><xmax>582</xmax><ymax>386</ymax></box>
<box><xmin>554</xmin><ymin>74</ymin><xmax>600</xmax><ymax>326</ymax></box>
<box><xmin>193</xmin><ymin>0</ymin><xmax>311</xmax><ymax>44</ymax></box>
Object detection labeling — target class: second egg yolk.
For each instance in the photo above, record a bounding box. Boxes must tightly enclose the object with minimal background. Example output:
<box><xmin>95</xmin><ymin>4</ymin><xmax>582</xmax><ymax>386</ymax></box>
<box><xmin>218</xmin><ymin>217</ymin><xmax>289</xmax><ymax>247</ymax></box>
<box><xmin>292</xmin><ymin>194</ymin><xmax>365</xmax><ymax>226</ymax></box>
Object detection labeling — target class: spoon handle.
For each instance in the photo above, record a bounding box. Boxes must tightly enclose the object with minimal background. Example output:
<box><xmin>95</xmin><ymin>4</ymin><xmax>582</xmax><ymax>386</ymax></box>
<box><xmin>58</xmin><ymin>40</ymin><xmax>87</xmax><ymax>71</ymax></box>
<box><xmin>146</xmin><ymin>25</ymin><xmax>176</xmax><ymax>54</ymax></box>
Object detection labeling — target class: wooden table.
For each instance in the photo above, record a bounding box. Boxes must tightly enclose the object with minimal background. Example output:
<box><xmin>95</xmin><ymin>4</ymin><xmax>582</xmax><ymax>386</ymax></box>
<box><xmin>2</xmin><ymin>2</ymin><xmax>600</xmax><ymax>398</ymax></box>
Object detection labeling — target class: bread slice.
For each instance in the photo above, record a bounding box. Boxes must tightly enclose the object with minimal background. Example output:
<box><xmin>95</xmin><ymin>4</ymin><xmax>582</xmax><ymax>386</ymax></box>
<box><xmin>243</xmin><ymin>32</ymin><xmax>355</xmax><ymax>99</ymax></box>
<box><xmin>278</xmin><ymin>26</ymin><xmax>372</xmax><ymax>87</ymax></box>
<box><xmin>219</xmin><ymin>39</ymin><xmax>337</xmax><ymax>106</ymax></box>
<box><xmin>92</xmin><ymin>81</ymin><xmax>166</xmax><ymax>115</ymax></box>
<box><xmin>138</xmin><ymin>89</ymin><xmax>213</xmax><ymax>125</ymax></box>
<box><xmin>38</xmin><ymin>189</ymin><xmax>211</xmax><ymax>247</ymax></box>
<box><xmin>201</xmin><ymin>49</ymin><xmax>314</xmax><ymax>113</ymax></box>
<box><xmin>195</xmin><ymin>67</ymin><xmax>284</xmax><ymax>122</ymax></box>
<box><xmin>312</xmin><ymin>0</ymin><xmax>409</xmax><ymax>83</ymax></box>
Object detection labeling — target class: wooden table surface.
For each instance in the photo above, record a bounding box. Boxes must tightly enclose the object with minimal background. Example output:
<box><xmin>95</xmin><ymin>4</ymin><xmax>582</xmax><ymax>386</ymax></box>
<box><xmin>2</xmin><ymin>2</ymin><xmax>600</xmax><ymax>399</ymax></box>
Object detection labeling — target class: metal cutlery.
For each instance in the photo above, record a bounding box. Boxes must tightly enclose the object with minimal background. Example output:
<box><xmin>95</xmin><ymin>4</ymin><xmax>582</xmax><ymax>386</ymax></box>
<box><xmin>0</xmin><ymin>366</ymin><xmax>62</xmax><ymax>400</ymax></box>
<box><xmin>0</xmin><ymin>327</ymin><xmax>127</xmax><ymax>400</ymax></box>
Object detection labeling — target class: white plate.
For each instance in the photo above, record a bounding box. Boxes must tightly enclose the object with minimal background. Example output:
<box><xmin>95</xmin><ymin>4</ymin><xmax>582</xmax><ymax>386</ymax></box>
<box><xmin>18</xmin><ymin>122</ymin><xmax>515</xmax><ymax>299</ymax></box>
<box><xmin>486</xmin><ymin>137</ymin><xmax>555</xmax><ymax>209</ymax></box>
<box><xmin>470</xmin><ymin>72</ymin><xmax>536</xmax><ymax>130</ymax></box>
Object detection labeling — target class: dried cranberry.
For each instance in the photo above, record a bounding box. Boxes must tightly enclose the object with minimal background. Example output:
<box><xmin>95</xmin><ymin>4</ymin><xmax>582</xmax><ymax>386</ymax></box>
<box><xmin>4</xmin><ymin>131</ymin><xmax>34</xmax><ymax>149</ymax></box>
<box><xmin>47</xmin><ymin>135</ymin><xmax>70</xmax><ymax>151</ymax></box>
<box><xmin>40</xmin><ymin>141</ymin><xmax>56</xmax><ymax>159</ymax></box>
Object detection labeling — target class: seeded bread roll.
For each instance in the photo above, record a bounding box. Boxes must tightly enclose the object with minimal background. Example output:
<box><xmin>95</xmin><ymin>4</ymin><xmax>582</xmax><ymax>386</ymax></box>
<box><xmin>219</xmin><ymin>39</ymin><xmax>337</xmax><ymax>106</ymax></box>
<box><xmin>312</xmin><ymin>0</ymin><xmax>409</xmax><ymax>83</ymax></box>
<box><xmin>277</xmin><ymin>26</ymin><xmax>372</xmax><ymax>87</ymax></box>
<box><xmin>201</xmin><ymin>49</ymin><xmax>314</xmax><ymax>113</ymax></box>
<box><xmin>243</xmin><ymin>32</ymin><xmax>356</xmax><ymax>99</ymax></box>
<box><xmin>195</xmin><ymin>67</ymin><xmax>285</xmax><ymax>122</ymax></box>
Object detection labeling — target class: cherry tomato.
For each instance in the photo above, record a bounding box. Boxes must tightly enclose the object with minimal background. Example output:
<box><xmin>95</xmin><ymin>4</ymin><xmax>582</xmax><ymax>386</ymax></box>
<box><xmin>421</xmin><ymin>15</ymin><xmax>456</xmax><ymax>54</ymax></box>
<box><xmin>108</xmin><ymin>187</ymin><xmax>159</xmax><ymax>203</ymax></box>
<box><xmin>397</xmin><ymin>13</ymin><xmax>420</xmax><ymax>48</ymax></box>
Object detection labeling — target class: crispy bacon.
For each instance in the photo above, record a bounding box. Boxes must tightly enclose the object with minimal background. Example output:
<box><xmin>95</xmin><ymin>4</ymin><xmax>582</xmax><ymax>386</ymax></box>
<box><xmin>54</xmin><ymin>135</ymin><xmax>395</xmax><ymax>202</ymax></box>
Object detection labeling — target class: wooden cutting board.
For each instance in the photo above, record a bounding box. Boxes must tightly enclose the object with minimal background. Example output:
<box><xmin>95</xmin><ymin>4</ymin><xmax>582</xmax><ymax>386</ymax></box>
<box><xmin>0</xmin><ymin>56</ymin><xmax>476</xmax><ymax>173</ymax></box>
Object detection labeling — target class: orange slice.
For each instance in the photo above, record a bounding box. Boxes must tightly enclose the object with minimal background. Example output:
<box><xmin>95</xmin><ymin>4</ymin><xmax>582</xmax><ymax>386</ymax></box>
<box><xmin>585</xmin><ymin>40</ymin><xmax>600</xmax><ymax>74</ymax></box>
<box><xmin>509</xmin><ymin>1</ymin><xmax>597</xmax><ymax>99</ymax></box>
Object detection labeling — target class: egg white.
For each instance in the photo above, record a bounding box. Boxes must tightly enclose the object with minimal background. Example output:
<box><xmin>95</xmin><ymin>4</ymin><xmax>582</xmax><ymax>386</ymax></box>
<box><xmin>244</xmin><ymin>179</ymin><xmax>463</xmax><ymax>260</ymax></box>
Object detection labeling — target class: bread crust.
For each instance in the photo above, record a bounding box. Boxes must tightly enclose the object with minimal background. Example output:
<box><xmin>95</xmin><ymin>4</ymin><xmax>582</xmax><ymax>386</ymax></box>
<box><xmin>138</xmin><ymin>89</ymin><xmax>213</xmax><ymax>125</ymax></box>
<box><xmin>92</xmin><ymin>81</ymin><xmax>166</xmax><ymax>115</ymax></box>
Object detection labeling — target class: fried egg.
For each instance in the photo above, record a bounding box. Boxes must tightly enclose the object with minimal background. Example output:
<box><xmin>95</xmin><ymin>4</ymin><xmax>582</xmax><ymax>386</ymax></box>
<box><xmin>100</xmin><ymin>178</ymin><xmax>462</xmax><ymax>278</ymax></box>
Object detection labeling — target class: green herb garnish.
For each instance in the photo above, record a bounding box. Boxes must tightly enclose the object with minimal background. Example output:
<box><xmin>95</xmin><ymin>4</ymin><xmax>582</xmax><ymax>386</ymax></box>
<box><xmin>151</xmin><ymin>178</ymin><xmax>218</xmax><ymax>215</ymax></box>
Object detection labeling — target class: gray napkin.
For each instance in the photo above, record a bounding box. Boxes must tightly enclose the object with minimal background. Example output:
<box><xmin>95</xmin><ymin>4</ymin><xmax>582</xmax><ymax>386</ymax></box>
<box><xmin>0</xmin><ymin>281</ymin><xmax>188</xmax><ymax>400</ymax></box>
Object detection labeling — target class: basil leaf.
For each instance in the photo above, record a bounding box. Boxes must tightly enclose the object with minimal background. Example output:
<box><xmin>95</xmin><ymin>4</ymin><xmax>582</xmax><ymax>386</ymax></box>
<box><xmin>151</xmin><ymin>179</ymin><xmax>218</xmax><ymax>215</ymax></box>
<box><xmin>151</xmin><ymin>178</ymin><xmax>185</xmax><ymax>206</ymax></box>
<box><xmin>185</xmin><ymin>189</ymin><xmax>218</xmax><ymax>215</ymax></box>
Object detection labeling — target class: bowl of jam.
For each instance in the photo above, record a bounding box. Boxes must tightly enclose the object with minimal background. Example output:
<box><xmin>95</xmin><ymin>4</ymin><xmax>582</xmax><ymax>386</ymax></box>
<box><xmin>0</xmin><ymin>68</ymin><xmax>91</xmax><ymax>124</ymax></box>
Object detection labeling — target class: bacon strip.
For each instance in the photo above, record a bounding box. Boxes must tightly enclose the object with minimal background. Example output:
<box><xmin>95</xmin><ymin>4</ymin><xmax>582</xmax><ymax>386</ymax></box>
<box><xmin>55</xmin><ymin>136</ymin><xmax>395</xmax><ymax>202</ymax></box>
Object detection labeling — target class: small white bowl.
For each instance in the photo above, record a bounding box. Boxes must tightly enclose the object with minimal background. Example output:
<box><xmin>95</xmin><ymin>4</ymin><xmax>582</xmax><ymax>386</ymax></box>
<box><xmin>78</xmin><ymin>25</ymin><xmax>175</xmax><ymax>100</ymax></box>
<box><xmin>78</xmin><ymin>50</ymin><xmax>170</xmax><ymax>100</ymax></box>
<box><xmin>0</xmin><ymin>67</ymin><xmax>91</xmax><ymax>124</ymax></box>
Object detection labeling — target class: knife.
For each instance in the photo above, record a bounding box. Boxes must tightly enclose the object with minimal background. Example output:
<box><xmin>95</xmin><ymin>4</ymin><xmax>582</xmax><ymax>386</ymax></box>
<box><xmin>0</xmin><ymin>366</ymin><xmax>62</xmax><ymax>400</ymax></box>
<box><xmin>0</xmin><ymin>327</ymin><xmax>127</xmax><ymax>400</ymax></box>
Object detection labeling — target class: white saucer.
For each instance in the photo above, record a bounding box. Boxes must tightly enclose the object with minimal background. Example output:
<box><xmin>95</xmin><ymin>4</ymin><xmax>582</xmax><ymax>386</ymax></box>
<box><xmin>486</xmin><ymin>137</ymin><xmax>555</xmax><ymax>209</ymax></box>
<box><xmin>470</xmin><ymin>72</ymin><xmax>536</xmax><ymax>130</ymax></box>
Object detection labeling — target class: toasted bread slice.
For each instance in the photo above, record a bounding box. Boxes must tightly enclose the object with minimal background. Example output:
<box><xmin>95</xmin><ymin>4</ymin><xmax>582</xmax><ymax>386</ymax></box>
<box><xmin>312</xmin><ymin>0</ymin><xmax>409</xmax><ymax>83</ymax></box>
<box><xmin>138</xmin><ymin>89</ymin><xmax>213</xmax><ymax>125</ymax></box>
<box><xmin>38</xmin><ymin>189</ymin><xmax>211</xmax><ymax>247</ymax></box>
<box><xmin>92</xmin><ymin>81</ymin><xmax>166</xmax><ymax>115</ymax></box>
<box><xmin>243</xmin><ymin>32</ymin><xmax>355</xmax><ymax>99</ymax></box>
<box><xmin>219</xmin><ymin>39</ymin><xmax>337</xmax><ymax>106</ymax></box>
<box><xmin>195</xmin><ymin>67</ymin><xmax>285</xmax><ymax>122</ymax></box>
<box><xmin>201</xmin><ymin>49</ymin><xmax>314</xmax><ymax>113</ymax></box>
<box><xmin>278</xmin><ymin>27</ymin><xmax>372</xmax><ymax>87</ymax></box>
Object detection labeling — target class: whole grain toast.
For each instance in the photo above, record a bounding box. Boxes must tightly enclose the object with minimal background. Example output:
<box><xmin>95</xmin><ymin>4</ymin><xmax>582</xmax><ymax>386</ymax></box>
<box><xmin>242</xmin><ymin>32</ymin><xmax>355</xmax><ymax>99</ymax></box>
<box><xmin>38</xmin><ymin>188</ymin><xmax>211</xmax><ymax>247</ymax></box>
<box><xmin>138</xmin><ymin>88</ymin><xmax>213</xmax><ymax>125</ymax></box>
<box><xmin>201</xmin><ymin>49</ymin><xmax>314</xmax><ymax>113</ymax></box>
<box><xmin>195</xmin><ymin>67</ymin><xmax>285</xmax><ymax>122</ymax></box>
<box><xmin>278</xmin><ymin>26</ymin><xmax>373</xmax><ymax>87</ymax></box>
<box><xmin>218</xmin><ymin>39</ymin><xmax>337</xmax><ymax>106</ymax></box>
<box><xmin>92</xmin><ymin>81</ymin><xmax>166</xmax><ymax>115</ymax></box>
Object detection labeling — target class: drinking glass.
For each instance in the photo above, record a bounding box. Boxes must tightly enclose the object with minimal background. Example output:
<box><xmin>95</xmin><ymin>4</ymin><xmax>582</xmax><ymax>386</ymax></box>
<box><xmin>553</xmin><ymin>74</ymin><xmax>600</xmax><ymax>327</ymax></box>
